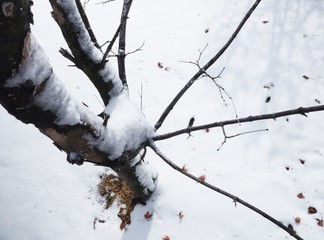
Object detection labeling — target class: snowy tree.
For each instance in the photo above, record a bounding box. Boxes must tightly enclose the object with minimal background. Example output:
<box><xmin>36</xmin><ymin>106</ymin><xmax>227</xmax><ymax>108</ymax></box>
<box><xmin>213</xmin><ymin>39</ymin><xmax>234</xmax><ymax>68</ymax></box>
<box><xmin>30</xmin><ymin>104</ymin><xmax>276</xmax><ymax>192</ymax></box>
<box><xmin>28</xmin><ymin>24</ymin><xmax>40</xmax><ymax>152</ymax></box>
<box><xmin>1</xmin><ymin>0</ymin><xmax>323</xmax><ymax>239</ymax></box>
<box><xmin>0</xmin><ymin>0</ymin><xmax>157</xmax><ymax>202</ymax></box>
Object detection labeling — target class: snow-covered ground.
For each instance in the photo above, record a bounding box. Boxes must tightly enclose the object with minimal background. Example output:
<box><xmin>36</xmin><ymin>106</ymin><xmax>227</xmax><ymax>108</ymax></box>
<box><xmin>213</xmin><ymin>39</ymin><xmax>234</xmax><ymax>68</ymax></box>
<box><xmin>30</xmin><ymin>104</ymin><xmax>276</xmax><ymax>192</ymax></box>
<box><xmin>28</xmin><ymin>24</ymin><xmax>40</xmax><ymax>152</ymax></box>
<box><xmin>1</xmin><ymin>0</ymin><xmax>324</xmax><ymax>239</ymax></box>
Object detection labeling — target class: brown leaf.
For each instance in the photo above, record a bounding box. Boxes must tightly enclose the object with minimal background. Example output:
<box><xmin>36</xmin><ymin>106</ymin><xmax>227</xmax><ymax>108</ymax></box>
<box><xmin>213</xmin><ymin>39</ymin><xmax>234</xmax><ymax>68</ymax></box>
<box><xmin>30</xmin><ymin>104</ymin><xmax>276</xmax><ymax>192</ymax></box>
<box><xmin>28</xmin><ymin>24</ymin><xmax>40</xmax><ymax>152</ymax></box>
<box><xmin>144</xmin><ymin>211</ymin><xmax>153</xmax><ymax>220</ymax></box>
<box><xmin>198</xmin><ymin>175</ymin><xmax>206</xmax><ymax>182</ymax></box>
<box><xmin>120</xmin><ymin>222</ymin><xmax>126</xmax><ymax>230</ymax></box>
<box><xmin>297</xmin><ymin>193</ymin><xmax>305</xmax><ymax>199</ymax></box>
<box><xmin>308</xmin><ymin>206</ymin><xmax>317</xmax><ymax>214</ymax></box>
<box><xmin>316</xmin><ymin>218</ymin><xmax>324</xmax><ymax>227</ymax></box>
<box><xmin>295</xmin><ymin>217</ymin><xmax>301</xmax><ymax>224</ymax></box>
<box><xmin>162</xmin><ymin>235</ymin><xmax>170</xmax><ymax>240</ymax></box>
<box><xmin>302</xmin><ymin>75</ymin><xmax>310</xmax><ymax>80</ymax></box>
<box><xmin>178</xmin><ymin>211</ymin><xmax>184</xmax><ymax>219</ymax></box>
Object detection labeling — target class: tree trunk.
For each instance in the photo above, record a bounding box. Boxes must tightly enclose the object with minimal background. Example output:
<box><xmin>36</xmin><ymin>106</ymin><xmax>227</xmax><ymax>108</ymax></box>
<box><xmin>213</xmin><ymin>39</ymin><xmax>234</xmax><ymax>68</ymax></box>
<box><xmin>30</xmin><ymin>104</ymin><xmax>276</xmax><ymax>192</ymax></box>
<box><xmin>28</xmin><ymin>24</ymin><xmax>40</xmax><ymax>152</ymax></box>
<box><xmin>0</xmin><ymin>0</ymin><xmax>157</xmax><ymax>202</ymax></box>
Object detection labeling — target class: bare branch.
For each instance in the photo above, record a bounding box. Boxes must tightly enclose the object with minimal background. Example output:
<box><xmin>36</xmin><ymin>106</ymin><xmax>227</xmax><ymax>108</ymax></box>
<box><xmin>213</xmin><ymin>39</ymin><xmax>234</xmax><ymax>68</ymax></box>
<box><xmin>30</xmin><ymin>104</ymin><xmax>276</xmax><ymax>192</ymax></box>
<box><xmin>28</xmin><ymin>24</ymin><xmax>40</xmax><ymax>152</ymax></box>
<box><xmin>118</xmin><ymin>0</ymin><xmax>133</xmax><ymax>87</ymax></box>
<box><xmin>75</xmin><ymin>0</ymin><xmax>101</xmax><ymax>49</ymax></box>
<box><xmin>154</xmin><ymin>0</ymin><xmax>262</xmax><ymax>131</ymax></box>
<box><xmin>59</xmin><ymin>47</ymin><xmax>76</xmax><ymax>64</ymax></box>
<box><xmin>153</xmin><ymin>105</ymin><xmax>324</xmax><ymax>141</ymax></box>
<box><xmin>148</xmin><ymin>141</ymin><xmax>304</xmax><ymax>240</ymax></box>
<box><xmin>101</xmin><ymin>19</ymin><xmax>126</xmax><ymax>66</ymax></box>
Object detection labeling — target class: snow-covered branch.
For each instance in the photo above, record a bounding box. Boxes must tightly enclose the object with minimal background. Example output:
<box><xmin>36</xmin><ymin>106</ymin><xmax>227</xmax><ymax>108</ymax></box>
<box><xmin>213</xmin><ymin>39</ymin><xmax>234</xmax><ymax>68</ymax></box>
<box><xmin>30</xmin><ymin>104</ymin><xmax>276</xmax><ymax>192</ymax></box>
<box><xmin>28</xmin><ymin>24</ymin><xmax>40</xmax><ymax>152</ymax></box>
<box><xmin>49</xmin><ymin>0</ymin><xmax>122</xmax><ymax>105</ymax></box>
<box><xmin>0</xmin><ymin>0</ymin><xmax>157</xmax><ymax>201</ymax></box>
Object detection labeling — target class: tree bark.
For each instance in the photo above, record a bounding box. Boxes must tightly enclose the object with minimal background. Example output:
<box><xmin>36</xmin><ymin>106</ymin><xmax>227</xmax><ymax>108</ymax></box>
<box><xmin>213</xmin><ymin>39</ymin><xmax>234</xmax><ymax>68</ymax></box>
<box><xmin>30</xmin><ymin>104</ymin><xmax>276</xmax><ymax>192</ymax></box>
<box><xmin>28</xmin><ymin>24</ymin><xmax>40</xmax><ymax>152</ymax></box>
<box><xmin>0</xmin><ymin>0</ymin><xmax>157</xmax><ymax>202</ymax></box>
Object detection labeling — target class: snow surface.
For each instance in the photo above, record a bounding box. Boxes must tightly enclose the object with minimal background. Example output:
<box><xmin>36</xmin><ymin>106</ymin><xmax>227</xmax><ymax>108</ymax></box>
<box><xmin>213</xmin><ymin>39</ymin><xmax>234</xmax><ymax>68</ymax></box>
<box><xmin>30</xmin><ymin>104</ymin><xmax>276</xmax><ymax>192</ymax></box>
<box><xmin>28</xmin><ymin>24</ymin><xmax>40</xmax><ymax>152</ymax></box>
<box><xmin>1</xmin><ymin>0</ymin><xmax>324</xmax><ymax>239</ymax></box>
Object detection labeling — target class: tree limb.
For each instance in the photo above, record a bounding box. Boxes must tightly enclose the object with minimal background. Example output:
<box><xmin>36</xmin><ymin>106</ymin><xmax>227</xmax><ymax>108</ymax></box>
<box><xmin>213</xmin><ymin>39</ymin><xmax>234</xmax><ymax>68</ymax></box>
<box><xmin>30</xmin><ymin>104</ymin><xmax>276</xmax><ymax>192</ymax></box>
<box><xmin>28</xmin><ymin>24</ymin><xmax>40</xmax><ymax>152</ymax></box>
<box><xmin>148</xmin><ymin>140</ymin><xmax>304</xmax><ymax>240</ymax></box>
<box><xmin>153</xmin><ymin>105</ymin><xmax>324</xmax><ymax>141</ymax></box>
<box><xmin>0</xmin><ymin>0</ymin><xmax>156</xmax><ymax>202</ymax></box>
<box><xmin>49</xmin><ymin>0</ymin><xmax>122</xmax><ymax>105</ymax></box>
<box><xmin>154</xmin><ymin>0</ymin><xmax>262</xmax><ymax>131</ymax></box>
<box><xmin>117</xmin><ymin>0</ymin><xmax>133</xmax><ymax>87</ymax></box>
<box><xmin>75</xmin><ymin>0</ymin><xmax>101</xmax><ymax>49</ymax></box>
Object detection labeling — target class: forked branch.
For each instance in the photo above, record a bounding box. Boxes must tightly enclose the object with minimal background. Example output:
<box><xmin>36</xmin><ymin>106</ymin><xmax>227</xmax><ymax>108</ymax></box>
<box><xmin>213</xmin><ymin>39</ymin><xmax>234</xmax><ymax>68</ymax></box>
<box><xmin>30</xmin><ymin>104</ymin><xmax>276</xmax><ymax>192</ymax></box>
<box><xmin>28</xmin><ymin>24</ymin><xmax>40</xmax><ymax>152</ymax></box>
<box><xmin>148</xmin><ymin>141</ymin><xmax>304</xmax><ymax>240</ymax></box>
<box><xmin>153</xmin><ymin>105</ymin><xmax>324</xmax><ymax>141</ymax></box>
<box><xmin>154</xmin><ymin>0</ymin><xmax>262</xmax><ymax>131</ymax></box>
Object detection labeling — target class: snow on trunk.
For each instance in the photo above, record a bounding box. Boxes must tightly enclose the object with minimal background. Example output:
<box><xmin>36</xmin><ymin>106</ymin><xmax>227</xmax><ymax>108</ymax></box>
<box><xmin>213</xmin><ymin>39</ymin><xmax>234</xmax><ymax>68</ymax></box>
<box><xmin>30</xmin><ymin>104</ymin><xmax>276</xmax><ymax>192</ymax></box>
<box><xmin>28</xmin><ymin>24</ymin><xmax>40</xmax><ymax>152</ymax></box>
<box><xmin>4</xmin><ymin>31</ymin><xmax>157</xmax><ymax>200</ymax></box>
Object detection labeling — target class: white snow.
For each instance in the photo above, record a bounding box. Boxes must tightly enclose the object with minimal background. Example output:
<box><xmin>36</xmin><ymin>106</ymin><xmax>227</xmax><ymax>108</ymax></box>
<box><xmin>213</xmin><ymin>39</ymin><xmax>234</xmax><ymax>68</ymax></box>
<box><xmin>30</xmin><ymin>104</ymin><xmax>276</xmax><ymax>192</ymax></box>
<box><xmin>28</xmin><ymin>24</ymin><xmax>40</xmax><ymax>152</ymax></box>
<box><xmin>1</xmin><ymin>0</ymin><xmax>324</xmax><ymax>239</ymax></box>
<box><xmin>93</xmin><ymin>90</ymin><xmax>154</xmax><ymax>159</ymax></box>
<box><xmin>133</xmin><ymin>156</ymin><xmax>158</xmax><ymax>194</ymax></box>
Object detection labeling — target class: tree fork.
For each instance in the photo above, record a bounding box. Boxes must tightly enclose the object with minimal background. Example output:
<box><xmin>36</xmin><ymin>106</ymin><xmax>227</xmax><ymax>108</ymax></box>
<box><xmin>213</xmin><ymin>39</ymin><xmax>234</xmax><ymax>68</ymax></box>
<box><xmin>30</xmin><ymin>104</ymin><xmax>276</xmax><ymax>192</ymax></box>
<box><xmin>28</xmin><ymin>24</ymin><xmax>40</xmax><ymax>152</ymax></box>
<box><xmin>0</xmin><ymin>0</ymin><xmax>156</xmax><ymax>202</ymax></box>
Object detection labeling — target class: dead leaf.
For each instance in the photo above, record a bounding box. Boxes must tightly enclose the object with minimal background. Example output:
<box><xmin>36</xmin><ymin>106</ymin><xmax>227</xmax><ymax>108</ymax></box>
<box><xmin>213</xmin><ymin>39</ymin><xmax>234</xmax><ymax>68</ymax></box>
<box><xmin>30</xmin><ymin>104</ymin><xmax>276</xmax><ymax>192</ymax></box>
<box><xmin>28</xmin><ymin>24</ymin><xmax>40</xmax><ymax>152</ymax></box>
<box><xmin>262</xmin><ymin>20</ymin><xmax>269</xmax><ymax>24</ymax></box>
<box><xmin>316</xmin><ymin>218</ymin><xmax>323</xmax><ymax>227</ymax></box>
<box><xmin>295</xmin><ymin>217</ymin><xmax>301</xmax><ymax>224</ymax></box>
<box><xmin>297</xmin><ymin>193</ymin><xmax>305</xmax><ymax>199</ymax></box>
<box><xmin>120</xmin><ymin>222</ymin><xmax>126</xmax><ymax>230</ymax></box>
<box><xmin>144</xmin><ymin>211</ymin><xmax>153</xmax><ymax>220</ymax></box>
<box><xmin>178</xmin><ymin>211</ymin><xmax>184</xmax><ymax>219</ymax></box>
<box><xmin>299</xmin><ymin>159</ymin><xmax>306</xmax><ymax>165</ymax></box>
<box><xmin>162</xmin><ymin>235</ymin><xmax>170</xmax><ymax>240</ymax></box>
<box><xmin>158</xmin><ymin>62</ymin><xmax>164</xmax><ymax>69</ymax></box>
<box><xmin>198</xmin><ymin>175</ymin><xmax>206</xmax><ymax>182</ymax></box>
<box><xmin>308</xmin><ymin>206</ymin><xmax>317</xmax><ymax>214</ymax></box>
<box><xmin>302</xmin><ymin>75</ymin><xmax>309</xmax><ymax>80</ymax></box>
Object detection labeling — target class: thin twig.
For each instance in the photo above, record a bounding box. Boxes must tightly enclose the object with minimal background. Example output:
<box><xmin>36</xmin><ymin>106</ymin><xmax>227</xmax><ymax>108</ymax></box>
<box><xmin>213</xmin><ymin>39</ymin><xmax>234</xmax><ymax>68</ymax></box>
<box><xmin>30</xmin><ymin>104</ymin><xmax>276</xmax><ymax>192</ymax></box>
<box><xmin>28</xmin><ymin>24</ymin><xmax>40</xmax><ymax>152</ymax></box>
<box><xmin>59</xmin><ymin>48</ymin><xmax>76</xmax><ymax>64</ymax></box>
<box><xmin>75</xmin><ymin>0</ymin><xmax>101</xmax><ymax>49</ymax></box>
<box><xmin>154</xmin><ymin>0</ymin><xmax>262</xmax><ymax>131</ymax></box>
<box><xmin>100</xmin><ymin>19</ymin><xmax>126</xmax><ymax>66</ymax></box>
<box><xmin>148</xmin><ymin>141</ymin><xmax>304</xmax><ymax>240</ymax></box>
<box><xmin>95</xmin><ymin>0</ymin><xmax>115</xmax><ymax>5</ymax></box>
<box><xmin>153</xmin><ymin>104</ymin><xmax>324</xmax><ymax>141</ymax></box>
<box><xmin>106</xmin><ymin>41</ymin><xmax>144</xmax><ymax>58</ymax></box>
<box><xmin>117</xmin><ymin>0</ymin><xmax>133</xmax><ymax>87</ymax></box>
<box><xmin>217</xmin><ymin>126</ymin><xmax>268</xmax><ymax>151</ymax></box>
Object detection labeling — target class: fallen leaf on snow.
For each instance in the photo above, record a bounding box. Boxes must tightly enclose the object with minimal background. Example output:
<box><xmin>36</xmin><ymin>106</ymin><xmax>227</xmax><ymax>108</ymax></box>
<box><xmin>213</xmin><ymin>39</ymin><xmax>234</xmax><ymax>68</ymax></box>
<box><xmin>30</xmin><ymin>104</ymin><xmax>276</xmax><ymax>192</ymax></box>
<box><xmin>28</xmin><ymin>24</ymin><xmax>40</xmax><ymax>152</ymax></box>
<box><xmin>297</xmin><ymin>193</ymin><xmax>305</xmax><ymax>199</ymax></box>
<box><xmin>178</xmin><ymin>211</ymin><xmax>184</xmax><ymax>219</ymax></box>
<box><xmin>144</xmin><ymin>211</ymin><xmax>153</xmax><ymax>220</ymax></box>
<box><xmin>295</xmin><ymin>217</ymin><xmax>301</xmax><ymax>224</ymax></box>
<box><xmin>316</xmin><ymin>218</ymin><xmax>323</xmax><ymax>227</ymax></box>
<box><xmin>308</xmin><ymin>206</ymin><xmax>317</xmax><ymax>214</ymax></box>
